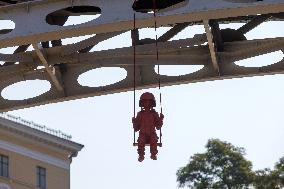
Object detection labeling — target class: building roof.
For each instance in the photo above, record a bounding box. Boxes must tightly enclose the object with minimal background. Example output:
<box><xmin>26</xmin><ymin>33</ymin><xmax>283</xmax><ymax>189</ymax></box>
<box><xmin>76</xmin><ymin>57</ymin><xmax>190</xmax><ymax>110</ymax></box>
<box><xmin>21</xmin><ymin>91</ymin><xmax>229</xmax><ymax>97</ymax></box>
<box><xmin>0</xmin><ymin>113</ymin><xmax>84</xmax><ymax>158</ymax></box>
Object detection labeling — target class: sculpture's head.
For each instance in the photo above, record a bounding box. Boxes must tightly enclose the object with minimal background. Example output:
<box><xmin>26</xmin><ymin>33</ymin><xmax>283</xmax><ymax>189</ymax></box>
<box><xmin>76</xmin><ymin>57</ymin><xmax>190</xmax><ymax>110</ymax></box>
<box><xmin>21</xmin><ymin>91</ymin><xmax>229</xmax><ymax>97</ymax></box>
<box><xmin>139</xmin><ymin>92</ymin><xmax>156</xmax><ymax>109</ymax></box>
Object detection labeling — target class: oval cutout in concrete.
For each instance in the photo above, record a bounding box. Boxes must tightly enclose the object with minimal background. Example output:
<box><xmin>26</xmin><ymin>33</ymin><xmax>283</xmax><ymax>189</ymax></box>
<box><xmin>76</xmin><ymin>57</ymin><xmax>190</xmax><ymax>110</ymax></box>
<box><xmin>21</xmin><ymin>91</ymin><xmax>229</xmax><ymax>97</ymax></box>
<box><xmin>46</xmin><ymin>6</ymin><xmax>101</xmax><ymax>26</ymax></box>
<box><xmin>2</xmin><ymin>80</ymin><xmax>51</xmax><ymax>100</ymax></box>
<box><xmin>62</xmin><ymin>34</ymin><xmax>95</xmax><ymax>45</ymax></box>
<box><xmin>139</xmin><ymin>27</ymin><xmax>171</xmax><ymax>40</ymax></box>
<box><xmin>0</xmin><ymin>20</ymin><xmax>15</xmax><ymax>34</ymax></box>
<box><xmin>171</xmin><ymin>25</ymin><xmax>205</xmax><ymax>41</ymax></box>
<box><xmin>234</xmin><ymin>51</ymin><xmax>283</xmax><ymax>67</ymax></box>
<box><xmin>133</xmin><ymin>0</ymin><xmax>188</xmax><ymax>13</ymax></box>
<box><xmin>78</xmin><ymin>67</ymin><xmax>127</xmax><ymax>87</ymax></box>
<box><xmin>64</xmin><ymin>15</ymin><xmax>101</xmax><ymax>26</ymax></box>
<box><xmin>91</xmin><ymin>31</ymin><xmax>131</xmax><ymax>51</ymax></box>
<box><xmin>155</xmin><ymin>65</ymin><xmax>204</xmax><ymax>76</ymax></box>
<box><xmin>245</xmin><ymin>21</ymin><xmax>284</xmax><ymax>40</ymax></box>
<box><xmin>0</xmin><ymin>46</ymin><xmax>18</xmax><ymax>54</ymax></box>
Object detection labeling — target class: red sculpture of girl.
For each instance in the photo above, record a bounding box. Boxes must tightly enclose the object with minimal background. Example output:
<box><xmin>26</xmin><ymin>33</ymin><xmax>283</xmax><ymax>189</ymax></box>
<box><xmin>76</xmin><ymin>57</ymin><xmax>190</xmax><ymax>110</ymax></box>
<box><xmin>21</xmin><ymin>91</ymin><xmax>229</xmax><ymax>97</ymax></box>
<box><xmin>132</xmin><ymin>92</ymin><xmax>164</xmax><ymax>162</ymax></box>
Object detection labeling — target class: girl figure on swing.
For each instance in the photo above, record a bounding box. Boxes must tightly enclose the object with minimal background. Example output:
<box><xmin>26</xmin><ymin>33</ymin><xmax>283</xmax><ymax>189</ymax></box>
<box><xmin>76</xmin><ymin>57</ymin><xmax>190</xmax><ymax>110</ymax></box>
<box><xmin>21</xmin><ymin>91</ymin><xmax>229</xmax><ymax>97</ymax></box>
<box><xmin>132</xmin><ymin>92</ymin><xmax>164</xmax><ymax>162</ymax></box>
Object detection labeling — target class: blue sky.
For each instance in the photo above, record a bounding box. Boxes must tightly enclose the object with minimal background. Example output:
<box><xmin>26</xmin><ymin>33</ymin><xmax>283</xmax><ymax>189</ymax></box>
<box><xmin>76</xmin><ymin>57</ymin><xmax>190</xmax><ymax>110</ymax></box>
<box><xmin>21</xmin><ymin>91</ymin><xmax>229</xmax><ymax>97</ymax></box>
<box><xmin>1</xmin><ymin>16</ymin><xmax>284</xmax><ymax>189</ymax></box>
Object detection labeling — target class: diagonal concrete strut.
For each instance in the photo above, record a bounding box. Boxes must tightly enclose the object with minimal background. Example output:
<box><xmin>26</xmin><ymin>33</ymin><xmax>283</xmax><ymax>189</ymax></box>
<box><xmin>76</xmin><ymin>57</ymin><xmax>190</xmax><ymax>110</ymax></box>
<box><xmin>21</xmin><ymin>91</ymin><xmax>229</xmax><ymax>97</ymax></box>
<box><xmin>32</xmin><ymin>43</ymin><xmax>64</xmax><ymax>92</ymax></box>
<box><xmin>203</xmin><ymin>20</ymin><xmax>220</xmax><ymax>75</ymax></box>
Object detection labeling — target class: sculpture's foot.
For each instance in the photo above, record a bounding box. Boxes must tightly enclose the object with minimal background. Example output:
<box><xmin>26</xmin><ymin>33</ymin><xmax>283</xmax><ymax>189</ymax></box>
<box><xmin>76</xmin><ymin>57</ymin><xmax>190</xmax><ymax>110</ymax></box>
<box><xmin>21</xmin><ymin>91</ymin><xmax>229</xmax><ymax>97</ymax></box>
<box><xmin>138</xmin><ymin>156</ymin><xmax>144</xmax><ymax>162</ymax></box>
<box><xmin>150</xmin><ymin>155</ymin><xmax>157</xmax><ymax>160</ymax></box>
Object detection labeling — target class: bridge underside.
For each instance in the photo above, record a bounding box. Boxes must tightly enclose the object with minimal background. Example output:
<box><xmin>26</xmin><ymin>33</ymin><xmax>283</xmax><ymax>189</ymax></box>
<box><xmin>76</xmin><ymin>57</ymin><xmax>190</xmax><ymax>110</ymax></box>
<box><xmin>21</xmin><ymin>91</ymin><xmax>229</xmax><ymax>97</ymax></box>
<box><xmin>0</xmin><ymin>0</ymin><xmax>284</xmax><ymax>111</ymax></box>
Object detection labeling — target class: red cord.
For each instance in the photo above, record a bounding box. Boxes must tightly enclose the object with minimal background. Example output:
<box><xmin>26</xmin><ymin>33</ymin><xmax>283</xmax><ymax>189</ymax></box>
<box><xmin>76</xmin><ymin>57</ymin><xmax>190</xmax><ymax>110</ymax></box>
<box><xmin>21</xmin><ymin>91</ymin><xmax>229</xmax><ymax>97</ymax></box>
<box><xmin>133</xmin><ymin>13</ymin><xmax>136</xmax><ymax>118</ymax></box>
<box><xmin>153</xmin><ymin>0</ymin><xmax>163</xmax><ymax>145</ymax></box>
<box><xmin>153</xmin><ymin>0</ymin><xmax>162</xmax><ymax>114</ymax></box>
<box><xmin>133</xmin><ymin>3</ymin><xmax>137</xmax><ymax>144</ymax></box>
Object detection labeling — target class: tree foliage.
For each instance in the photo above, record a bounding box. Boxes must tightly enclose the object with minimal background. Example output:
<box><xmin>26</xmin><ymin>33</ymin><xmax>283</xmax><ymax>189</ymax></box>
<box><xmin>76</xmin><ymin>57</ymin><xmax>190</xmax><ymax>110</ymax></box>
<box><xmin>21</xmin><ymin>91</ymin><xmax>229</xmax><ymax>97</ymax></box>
<box><xmin>177</xmin><ymin>139</ymin><xmax>254</xmax><ymax>189</ymax></box>
<box><xmin>253</xmin><ymin>157</ymin><xmax>284</xmax><ymax>189</ymax></box>
<box><xmin>177</xmin><ymin>139</ymin><xmax>284</xmax><ymax>189</ymax></box>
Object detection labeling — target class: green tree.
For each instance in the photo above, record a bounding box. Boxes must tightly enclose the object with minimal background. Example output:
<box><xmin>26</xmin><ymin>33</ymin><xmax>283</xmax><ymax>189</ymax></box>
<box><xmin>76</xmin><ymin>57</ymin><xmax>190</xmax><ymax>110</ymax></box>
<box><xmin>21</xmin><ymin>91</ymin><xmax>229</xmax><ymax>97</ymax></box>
<box><xmin>253</xmin><ymin>157</ymin><xmax>284</xmax><ymax>189</ymax></box>
<box><xmin>176</xmin><ymin>139</ymin><xmax>254</xmax><ymax>189</ymax></box>
<box><xmin>274</xmin><ymin>157</ymin><xmax>284</xmax><ymax>185</ymax></box>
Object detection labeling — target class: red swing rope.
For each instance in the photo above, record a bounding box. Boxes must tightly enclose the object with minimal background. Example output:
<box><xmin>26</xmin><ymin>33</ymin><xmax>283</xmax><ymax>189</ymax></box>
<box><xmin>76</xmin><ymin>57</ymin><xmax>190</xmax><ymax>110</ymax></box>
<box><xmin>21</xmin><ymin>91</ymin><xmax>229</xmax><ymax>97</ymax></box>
<box><xmin>153</xmin><ymin>0</ymin><xmax>162</xmax><ymax>115</ymax></box>
<box><xmin>133</xmin><ymin>7</ymin><xmax>137</xmax><ymax>144</ymax></box>
<box><xmin>133</xmin><ymin>14</ymin><xmax>136</xmax><ymax>117</ymax></box>
<box><xmin>153</xmin><ymin>0</ymin><xmax>163</xmax><ymax>145</ymax></box>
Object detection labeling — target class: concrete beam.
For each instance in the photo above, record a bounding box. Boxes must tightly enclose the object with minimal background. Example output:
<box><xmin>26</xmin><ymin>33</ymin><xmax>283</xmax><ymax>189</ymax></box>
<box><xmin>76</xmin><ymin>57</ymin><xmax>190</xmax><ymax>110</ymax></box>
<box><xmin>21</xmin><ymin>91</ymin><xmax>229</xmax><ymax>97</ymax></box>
<box><xmin>0</xmin><ymin>0</ymin><xmax>283</xmax><ymax>48</ymax></box>
<box><xmin>0</xmin><ymin>37</ymin><xmax>283</xmax><ymax>111</ymax></box>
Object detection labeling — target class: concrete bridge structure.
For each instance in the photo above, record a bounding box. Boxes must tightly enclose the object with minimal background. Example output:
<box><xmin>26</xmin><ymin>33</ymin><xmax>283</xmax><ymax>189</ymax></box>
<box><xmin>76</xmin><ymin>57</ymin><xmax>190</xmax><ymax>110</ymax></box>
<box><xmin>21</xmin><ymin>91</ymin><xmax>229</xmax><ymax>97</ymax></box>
<box><xmin>0</xmin><ymin>0</ymin><xmax>283</xmax><ymax>111</ymax></box>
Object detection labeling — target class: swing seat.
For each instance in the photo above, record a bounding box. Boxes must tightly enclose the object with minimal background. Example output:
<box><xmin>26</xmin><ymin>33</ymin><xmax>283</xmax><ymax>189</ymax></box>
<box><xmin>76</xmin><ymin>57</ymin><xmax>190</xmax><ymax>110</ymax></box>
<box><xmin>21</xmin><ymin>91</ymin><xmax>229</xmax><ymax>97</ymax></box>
<box><xmin>133</xmin><ymin>142</ymin><xmax>162</xmax><ymax>147</ymax></box>
<box><xmin>133</xmin><ymin>129</ymin><xmax>163</xmax><ymax>147</ymax></box>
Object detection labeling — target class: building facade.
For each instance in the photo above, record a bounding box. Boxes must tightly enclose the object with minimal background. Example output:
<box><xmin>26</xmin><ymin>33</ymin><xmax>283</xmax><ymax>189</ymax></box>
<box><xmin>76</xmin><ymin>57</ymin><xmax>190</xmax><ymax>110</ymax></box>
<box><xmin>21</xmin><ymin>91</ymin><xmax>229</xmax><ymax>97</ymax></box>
<box><xmin>0</xmin><ymin>113</ymin><xmax>83</xmax><ymax>189</ymax></box>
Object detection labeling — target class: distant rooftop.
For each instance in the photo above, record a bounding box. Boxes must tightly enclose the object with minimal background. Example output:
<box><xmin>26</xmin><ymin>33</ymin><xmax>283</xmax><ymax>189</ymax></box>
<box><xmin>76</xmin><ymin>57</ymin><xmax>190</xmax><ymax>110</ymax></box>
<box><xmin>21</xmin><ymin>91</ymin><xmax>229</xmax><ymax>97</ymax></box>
<box><xmin>0</xmin><ymin>113</ymin><xmax>72</xmax><ymax>141</ymax></box>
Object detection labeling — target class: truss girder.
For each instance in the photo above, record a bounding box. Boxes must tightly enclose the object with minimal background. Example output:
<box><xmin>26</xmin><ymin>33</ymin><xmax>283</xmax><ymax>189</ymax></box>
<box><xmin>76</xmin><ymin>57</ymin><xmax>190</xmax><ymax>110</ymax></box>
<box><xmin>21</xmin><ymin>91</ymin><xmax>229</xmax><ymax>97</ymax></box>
<box><xmin>0</xmin><ymin>36</ymin><xmax>283</xmax><ymax>111</ymax></box>
<box><xmin>0</xmin><ymin>0</ymin><xmax>284</xmax><ymax>48</ymax></box>
<box><xmin>0</xmin><ymin>0</ymin><xmax>284</xmax><ymax>111</ymax></box>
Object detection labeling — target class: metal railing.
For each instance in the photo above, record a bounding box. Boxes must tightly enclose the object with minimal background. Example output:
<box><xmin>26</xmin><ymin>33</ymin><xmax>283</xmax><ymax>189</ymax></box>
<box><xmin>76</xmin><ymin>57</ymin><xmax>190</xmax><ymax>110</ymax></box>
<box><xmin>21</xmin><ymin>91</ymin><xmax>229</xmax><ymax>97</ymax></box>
<box><xmin>0</xmin><ymin>113</ymin><xmax>72</xmax><ymax>141</ymax></box>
